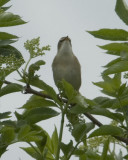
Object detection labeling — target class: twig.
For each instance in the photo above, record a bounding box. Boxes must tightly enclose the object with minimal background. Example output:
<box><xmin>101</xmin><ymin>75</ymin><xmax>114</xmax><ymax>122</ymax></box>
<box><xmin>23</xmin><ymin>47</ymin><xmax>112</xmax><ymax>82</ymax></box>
<box><xmin>25</xmin><ymin>84</ymin><xmax>53</xmax><ymax>100</ymax></box>
<box><xmin>3</xmin><ymin>80</ymin><xmax>128</xmax><ymax>145</ymax></box>
<box><xmin>84</xmin><ymin>112</ymin><xmax>102</xmax><ymax>127</ymax></box>
<box><xmin>4</xmin><ymin>80</ymin><xmax>12</xmax><ymax>84</ymax></box>
<box><xmin>84</xmin><ymin>113</ymin><xmax>128</xmax><ymax>144</ymax></box>
<box><xmin>56</xmin><ymin>108</ymin><xmax>65</xmax><ymax>160</ymax></box>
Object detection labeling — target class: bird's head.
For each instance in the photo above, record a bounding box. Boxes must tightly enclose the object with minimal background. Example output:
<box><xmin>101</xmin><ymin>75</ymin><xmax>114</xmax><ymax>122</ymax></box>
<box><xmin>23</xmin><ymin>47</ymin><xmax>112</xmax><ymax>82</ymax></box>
<box><xmin>57</xmin><ymin>36</ymin><xmax>72</xmax><ymax>53</ymax></box>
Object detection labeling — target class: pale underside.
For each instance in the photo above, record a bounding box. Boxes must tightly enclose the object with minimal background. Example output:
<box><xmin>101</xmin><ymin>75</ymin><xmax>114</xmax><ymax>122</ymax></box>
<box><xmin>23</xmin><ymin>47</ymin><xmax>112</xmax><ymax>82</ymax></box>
<box><xmin>52</xmin><ymin>53</ymin><xmax>81</xmax><ymax>90</ymax></box>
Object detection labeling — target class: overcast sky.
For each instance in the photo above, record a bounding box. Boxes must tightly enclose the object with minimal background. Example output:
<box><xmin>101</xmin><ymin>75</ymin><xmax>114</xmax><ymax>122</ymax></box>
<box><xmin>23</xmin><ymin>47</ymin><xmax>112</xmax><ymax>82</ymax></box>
<box><xmin>1</xmin><ymin>0</ymin><xmax>128</xmax><ymax>160</ymax></box>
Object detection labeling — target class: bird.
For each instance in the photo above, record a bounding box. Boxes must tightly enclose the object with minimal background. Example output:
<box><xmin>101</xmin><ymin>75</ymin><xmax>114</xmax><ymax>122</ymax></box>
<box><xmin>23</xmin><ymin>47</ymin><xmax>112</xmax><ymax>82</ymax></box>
<box><xmin>52</xmin><ymin>36</ymin><xmax>81</xmax><ymax>91</ymax></box>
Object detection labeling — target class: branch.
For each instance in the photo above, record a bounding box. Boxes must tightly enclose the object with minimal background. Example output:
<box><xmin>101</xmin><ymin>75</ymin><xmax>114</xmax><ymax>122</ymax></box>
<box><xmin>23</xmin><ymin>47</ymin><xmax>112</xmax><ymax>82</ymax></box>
<box><xmin>84</xmin><ymin>112</ymin><xmax>128</xmax><ymax>145</ymax></box>
<box><xmin>25</xmin><ymin>84</ymin><xmax>53</xmax><ymax>100</ymax></box>
<box><xmin>4</xmin><ymin>80</ymin><xmax>53</xmax><ymax>100</ymax></box>
<box><xmin>4</xmin><ymin>80</ymin><xmax>12</xmax><ymax>84</ymax></box>
<box><xmin>3</xmin><ymin>80</ymin><xmax>128</xmax><ymax>145</ymax></box>
<box><xmin>84</xmin><ymin>112</ymin><xmax>102</xmax><ymax>127</ymax></box>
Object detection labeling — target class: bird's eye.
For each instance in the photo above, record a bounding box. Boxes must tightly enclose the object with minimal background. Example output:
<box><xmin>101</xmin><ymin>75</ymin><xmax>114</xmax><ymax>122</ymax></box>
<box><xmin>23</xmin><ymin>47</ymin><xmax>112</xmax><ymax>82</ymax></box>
<box><xmin>59</xmin><ymin>40</ymin><xmax>63</xmax><ymax>43</ymax></box>
<box><xmin>58</xmin><ymin>40</ymin><xmax>63</xmax><ymax>49</ymax></box>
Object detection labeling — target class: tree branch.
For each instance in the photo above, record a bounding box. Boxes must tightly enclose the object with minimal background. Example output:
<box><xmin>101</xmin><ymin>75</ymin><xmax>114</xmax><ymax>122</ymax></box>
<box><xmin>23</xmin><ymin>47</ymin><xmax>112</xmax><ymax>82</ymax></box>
<box><xmin>25</xmin><ymin>84</ymin><xmax>53</xmax><ymax>100</ymax></box>
<box><xmin>84</xmin><ymin>112</ymin><xmax>102</xmax><ymax>127</ymax></box>
<box><xmin>84</xmin><ymin>112</ymin><xmax>128</xmax><ymax>145</ymax></box>
<box><xmin>3</xmin><ymin>80</ymin><xmax>128</xmax><ymax>145</ymax></box>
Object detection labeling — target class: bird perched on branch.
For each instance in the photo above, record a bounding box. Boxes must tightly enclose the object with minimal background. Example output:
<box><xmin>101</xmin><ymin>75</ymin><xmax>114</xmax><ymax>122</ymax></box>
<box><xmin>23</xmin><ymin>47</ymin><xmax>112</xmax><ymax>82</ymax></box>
<box><xmin>52</xmin><ymin>36</ymin><xmax>81</xmax><ymax>91</ymax></box>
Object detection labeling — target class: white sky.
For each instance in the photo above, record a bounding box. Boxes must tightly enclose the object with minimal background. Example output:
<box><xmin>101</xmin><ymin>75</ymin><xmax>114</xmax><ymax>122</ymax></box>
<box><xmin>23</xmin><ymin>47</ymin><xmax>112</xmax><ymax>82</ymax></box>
<box><xmin>1</xmin><ymin>0</ymin><xmax>128</xmax><ymax>160</ymax></box>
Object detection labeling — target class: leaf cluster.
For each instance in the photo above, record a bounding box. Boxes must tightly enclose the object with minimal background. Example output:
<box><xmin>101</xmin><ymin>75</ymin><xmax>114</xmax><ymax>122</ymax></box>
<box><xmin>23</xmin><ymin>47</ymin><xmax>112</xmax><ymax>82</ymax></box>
<box><xmin>1</xmin><ymin>0</ymin><xmax>128</xmax><ymax>160</ymax></box>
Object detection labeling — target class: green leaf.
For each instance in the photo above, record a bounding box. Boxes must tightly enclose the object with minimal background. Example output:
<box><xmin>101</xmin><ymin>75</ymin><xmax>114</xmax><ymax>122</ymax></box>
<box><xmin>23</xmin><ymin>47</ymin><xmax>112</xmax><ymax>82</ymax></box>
<box><xmin>0</xmin><ymin>39</ymin><xmax>17</xmax><ymax>46</ymax></box>
<box><xmin>89</xmin><ymin>107</ymin><xmax>124</xmax><ymax>122</ymax></box>
<box><xmin>104</xmin><ymin>58</ymin><xmax>121</xmax><ymax>68</ymax></box>
<box><xmin>93</xmin><ymin>96</ymin><xmax>114</xmax><ymax>108</ymax></box>
<box><xmin>108</xmin><ymin>73</ymin><xmax>121</xmax><ymax>87</ymax></box>
<box><xmin>0</xmin><ymin>45</ymin><xmax>24</xmax><ymax>76</ymax></box>
<box><xmin>23</xmin><ymin>107</ymin><xmax>59</xmax><ymax>124</ymax></box>
<box><xmin>0</xmin><ymin>120</ymin><xmax>16</xmax><ymax>127</ymax></box>
<box><xmin>33</xmin><ymin>127</ymin><xmax>47</xmax><ymax>153</ymax></box>
<box><xmin>21</xmin><ymin>94</ymin><xmax>57</xmax><ymax>110</ymax></box>
<box><xmin>70</xmin><ymin>98</ymin><xmax>93</xmax><ymax>115</ymax></box>
<box><xmin>118</xmin><ymin>83</ymin><xmax>127</xmax><ymax>96</ymax></box>
<box><xmin>70</xmin><ymin>104</ymin><xmax>90</xmax><ymax>114</ymax></box>
<box><xmin>1</xmin><ymin>6</ymin><xmax>11</xmax><ymax>11</ymax></box>
<box><xmin>18</xmin><ymin>125</ymin><xmax>31</xmax><ymax>140</ymax></box>
<box><xmin>89</xmin><ymin>125</ymin><xmax>123</xmax><ymax>138</ymax></box>
<box><xmin>0</xmin><ymin>12</ymin><xmax>26</xmax><ymax>27</ymax></box>
<box><xmin>101</xmin><ymin>139</ymin><xmax>110</xmax><ymax>160</ymax></box>
<box><xmin>29</xmin><ymin>78</ymin><xmax>61</xmax><ymax>105</ymax></box>
<box><xmin>72</xmin><ymin>123</ymin><xmax>94</xmax><ymax>142</ymax></box>
<box><xmin>85</xmin><ymin>122</ymin><xmax>95</xmax><ymax>133</ymax></box>
<box><xmin>0</xmin><ymin>32</ymin><xmax>18</xmax><ymax>40</ymax></box>
<box><xmin>108</xmin><ymin>84</ymin><xmax>128</xmax><ymax>109</ymax></box>
<box><xmin>0</xmin><ymin>83</ymin><xmax>23</xmax><ymax>97</ymax></box>
<box><xmin>87</xmin><ymin>29</ymin><xmax>128</xmax><ymax>41</ymax></box>
<box><xmin>0</xmin><ymin>145</ymin><xmax>7</xmax><ymax>158</ymax></box>
<box><xmin>0</xmin><ymin>112</ymin><xmax>11</xmax><ymax>119</ymax></box>
<box><xmin>85</xmin><ymin>150</ymin><xmax>101</xmax><ymax>160</ymax></box>
<box><xmin>28</xmin><ymin>60</ymin><xmax>45</xmax><ymax>79</ymax></box>
<box><xmin>61</xmin><ymin>140</ymin><xmax>74</xmax><ymax>158</ymax></box>
<box><xmin>115</xmin><ymin>0</ymin><xmax>128</xmax><ymax>25</ymax></box>
<box><xmin>99</xmin><ymin>43</ymin><xmax>128</xmax><ymax>55</ymax></box>
<box><xmin>21</xmin><ymin>147</ymin><xmax>41</xmax><ymax>159</ymax></box>
<box><xmin>60</xmin><ymin>80</ymin><xmax>77</xmax><ymax>101</ymax></box>
<box><xmin>1</xmin><ymin>126</ymin><xmax>15</xmax><ymax>144</ymax></box>
<box><xmin>18</xmin><ymin>124</ymin><xmax>43</xmax><ymax>142</ymax></box>
<box><xmin>29</xmin><ymin>60</ymin><xmax>45</xmax><ymax>69</ymax></box>
<box><xmin>0</xmin><ymin>75</ymin><xmax>4</xmax><ymax>89</ymax></box>
<box><xmin>93</xmin><ymin>74</ymin><xmax>121</xmax><ymax>96</ymax></box>
<box><xmin>74</xmin><ymin>93</ymin><xmax>89</xmax><ymax>109</ymax></box>
<box><xmin>45</xmin><ymin>151</ymin><xmax>54</xmax><ymax>160</ymax></box>
<box><xmin>21</xmin><ymin>132</ymin><xmax>42</xmax><ymax>142</ymax></box>
<box><xmin>0</xmin><ymin>0</ymin><xmax>10</xmax><ymax>7</ymax></box>
<box><xmin>94</xmin><ymin>97</ymin><xmax>108</xmax><ymax>104</ymax></box>
<box><xmin>124</xmin><ymin>154</ymin><xmax>128</xmax><ymax>159</ymax></box>
<box><xmin>106</xmin><ymin>51</ymin><xmax>121</xmax><ymax>56</ymax></box>
<box><xmin>73</xmin><ymin>149</ymin><xmax>85</xmax><ymax>156</ymax></box>
<box><xmin>0</xmin><ymin>45</ymin><xmax>23</xmax><ymax>58</ymax></box>
<box><xmin>45</xmin><ymin>132</ymin><xmax>54</xmax><ymax>154</ymax></box>
<box><xmin>78</xmin><ymin>150</ymin><xmax>101</xmax><ymax>160</ymax></box>
<box><xmin>103</xmin><ymin>60</ymin><xmax>128</xmax><ymax>75</ymax></box>
<box><xmin>51</xmin><ymin>126</ymin><xmax>58</xmax><ymax>155</ymax></box>
<box><xmin>112</xmin><ymin>96</ymin><xmax>128</xmax><ymax>109</ymax></box>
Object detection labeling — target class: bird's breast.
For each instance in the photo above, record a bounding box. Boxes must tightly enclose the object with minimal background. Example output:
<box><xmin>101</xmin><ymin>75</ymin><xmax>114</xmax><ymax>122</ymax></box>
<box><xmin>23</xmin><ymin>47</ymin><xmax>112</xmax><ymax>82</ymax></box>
<box><xmin>52</xmin><ymin>54</ymin><xmax>81</xmax><ymax>90</ymax></box>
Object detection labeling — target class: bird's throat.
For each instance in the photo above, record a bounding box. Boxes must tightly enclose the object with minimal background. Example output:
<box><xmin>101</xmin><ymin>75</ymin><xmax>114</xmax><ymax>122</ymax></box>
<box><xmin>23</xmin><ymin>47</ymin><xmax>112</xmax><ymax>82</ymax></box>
<box><xmin>58</xmin><ymin>41</ymin><xmax>73</xmax><ymax>56</ymax></box>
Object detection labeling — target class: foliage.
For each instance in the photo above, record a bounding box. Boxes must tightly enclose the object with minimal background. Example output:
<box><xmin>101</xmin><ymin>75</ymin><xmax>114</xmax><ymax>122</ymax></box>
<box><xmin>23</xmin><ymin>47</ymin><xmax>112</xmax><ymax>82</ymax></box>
<box><xmin>1</xmin><ymin>0</ymin><xmax>128</xmax><ymax>160</ymax></box>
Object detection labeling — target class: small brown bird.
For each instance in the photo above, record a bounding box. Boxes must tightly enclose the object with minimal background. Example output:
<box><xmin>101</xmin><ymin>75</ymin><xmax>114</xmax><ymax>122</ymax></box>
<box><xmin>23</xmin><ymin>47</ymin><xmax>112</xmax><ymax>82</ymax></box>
<box><xmin>52</xmin><ymin>36</ymin><xmax>81</xmax><ymax>91</ymax></box>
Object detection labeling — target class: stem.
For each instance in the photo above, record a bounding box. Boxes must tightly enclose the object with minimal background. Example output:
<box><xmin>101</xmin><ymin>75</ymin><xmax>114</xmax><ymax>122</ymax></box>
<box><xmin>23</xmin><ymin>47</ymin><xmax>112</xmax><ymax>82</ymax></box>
<box><xmin>56</xmin><ymin>108</ymin><xmax>65</xmax><ymax>160</ymax></box>
<box><xmin>112</xmin><ymin>141</ymin><xmax>115</xmax><ymax>154</ymax></box>
<box><xmin>22</xmin><ymin>57</ymin><xmax>31</xmax><ymax>83</ymax></box>
<box><xmin>17</xmin><ymin>70</ymin><xmax>23</xmax><ymax>79</ymax></box>
<box><xmin>17</xmin><ymin>69</ymin><xmax>28</xmax><ymax>84</ymax></box>
<box><xmin>3</xmin><ymin>79</ymin><xmax>128</xmax><ymax>145</ymax></box>
<box><xmin>23</xmin><ymin>57</ymin><xmax>31</xmax><ymax>74</ymax></box>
